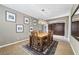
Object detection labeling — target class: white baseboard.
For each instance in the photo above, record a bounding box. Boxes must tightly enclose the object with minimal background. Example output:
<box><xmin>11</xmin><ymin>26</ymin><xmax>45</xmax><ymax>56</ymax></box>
<box><xmin>69</xmin><ymin>41</ymin><xmax>76</xmax><ymax>55</ymax></box>
<box><xmin>0</xmin><ymin>39</ymin><xmax>28</xmax><ymax>48</ymax></box>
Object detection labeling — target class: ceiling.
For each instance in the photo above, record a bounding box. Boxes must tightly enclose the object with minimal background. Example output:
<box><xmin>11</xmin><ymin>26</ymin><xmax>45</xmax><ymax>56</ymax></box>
<box><xmin>3</xmin><ymin>4</ymin><xmax>73</xmax><ymax>20</ymax></box>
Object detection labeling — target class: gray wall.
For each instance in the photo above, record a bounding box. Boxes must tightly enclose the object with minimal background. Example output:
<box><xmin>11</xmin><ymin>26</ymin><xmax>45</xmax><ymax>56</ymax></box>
<box><xmin>0</xmin><ymin>5</ymin><xmax>42</xmax><ymax>46</ymax></box>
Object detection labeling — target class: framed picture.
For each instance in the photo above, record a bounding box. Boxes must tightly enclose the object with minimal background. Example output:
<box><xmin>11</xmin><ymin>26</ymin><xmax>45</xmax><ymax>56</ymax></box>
<box><xmin>30</xmin><ymin>27</ymin><xmax>33</xmax><ymax>32</ymax></box>
<box><xmin>6</xmin><ymin>11</ymin><xmax>16</xmax><ymax>22</ymax></box>
<box><xmin>24</xmin><ymin>17</ymin><xmax>29</xmax><ymax>24</ymax></box>
<box><xmin>33</xmin><ymin>20</ymin><xmax>37</xmax><ymax>25</ymax></box>
<box><xmin>16</xmin><ymin>24</ymin><xmax>24</xmax><ymax>33</ymax></box>
<box><xmin>34</xmin><ymin>23</ymin><xmax>36</xmax><ymax>25</ymax></box>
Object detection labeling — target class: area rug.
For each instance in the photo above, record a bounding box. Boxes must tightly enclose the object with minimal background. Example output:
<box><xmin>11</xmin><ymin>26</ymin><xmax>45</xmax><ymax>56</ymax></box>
<box><xmin>23</xmin><ymin>40</ymin><xmax>58</xmax><ymax>55</ymax></box>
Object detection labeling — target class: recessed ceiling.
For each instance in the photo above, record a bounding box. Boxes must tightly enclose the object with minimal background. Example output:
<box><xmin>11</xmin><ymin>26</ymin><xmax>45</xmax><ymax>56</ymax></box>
<box><xmin>3</xmin><ymin>4</ymin><xmax>73</xmax><ymax>20</ymax></box>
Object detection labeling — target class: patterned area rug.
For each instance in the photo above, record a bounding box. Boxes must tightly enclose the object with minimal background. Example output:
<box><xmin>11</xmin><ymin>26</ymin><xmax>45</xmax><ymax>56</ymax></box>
<box><xmin>23</xmin><ymin>40</ymin><xmax>58</xmax><ymax>55</ymax></box>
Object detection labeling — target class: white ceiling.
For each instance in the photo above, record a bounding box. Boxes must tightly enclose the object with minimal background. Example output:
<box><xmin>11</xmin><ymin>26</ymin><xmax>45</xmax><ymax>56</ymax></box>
<box><xmin>3</xmin><ymin>4</ymin><xmax>73</xmax><ymax>20</ymax></box>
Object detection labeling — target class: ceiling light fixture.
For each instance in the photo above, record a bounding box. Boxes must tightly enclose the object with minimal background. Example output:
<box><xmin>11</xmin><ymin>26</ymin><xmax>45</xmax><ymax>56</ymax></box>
<box><xmin>41</xmin><ymin>9</ymin><xmax>45</xmax><ymax>12</ymax></box>
<box><xmin>38</xmin><ymin>19</ymin><xmax>48</xmax><ymax>25</ymax></box>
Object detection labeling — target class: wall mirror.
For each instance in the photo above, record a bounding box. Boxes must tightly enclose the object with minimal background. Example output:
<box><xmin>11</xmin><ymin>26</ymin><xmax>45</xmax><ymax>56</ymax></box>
<box><xmin>71</xmin><ymin>5</ymin><xmax>79</xmax><ymax>41</ymax></box>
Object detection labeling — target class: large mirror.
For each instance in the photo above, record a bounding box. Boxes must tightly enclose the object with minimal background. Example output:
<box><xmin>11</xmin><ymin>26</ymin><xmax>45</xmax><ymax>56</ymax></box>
<box><xmin>71</xmin><ymin>5</ymin><xmax>79</xmax><ymax>41</ymax></box>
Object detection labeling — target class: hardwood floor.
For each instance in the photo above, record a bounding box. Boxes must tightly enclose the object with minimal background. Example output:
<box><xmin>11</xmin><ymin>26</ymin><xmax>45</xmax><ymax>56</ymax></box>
<box><xmin>0</xmin><ymin>40</ymin><xmax>29</xmax><ymax>55</ymax></box>
<box><xmin>55</xmin><ymin>41</ymin><xmax>74</xmax><ymax>55</ymax></box>
<box><xmin>0</xmin><ymin>39</ymin><xmax>74</xmax><ymax>55</ymax></box>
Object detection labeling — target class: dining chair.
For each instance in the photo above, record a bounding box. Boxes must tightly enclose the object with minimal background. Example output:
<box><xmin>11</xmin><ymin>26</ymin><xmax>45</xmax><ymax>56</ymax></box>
<box><xmin>30</xmin><ymin>31</ymin><xmax>41</xmax><ymax>51</ymax></box>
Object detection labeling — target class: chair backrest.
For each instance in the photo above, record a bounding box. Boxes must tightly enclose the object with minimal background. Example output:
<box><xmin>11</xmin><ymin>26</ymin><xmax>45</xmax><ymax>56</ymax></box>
<box><xmin>48</xmin><ymin>31</ymin><xmax>53</xmax><ymax>40</ymax></box>
<box><xmin>48</xmin><ymin>30</ymin><xmax>51</xmax><ymax>35</ymax></box>
<box><xmin>31</xmin><ymin>31</ymin><xmax>35</xmax><ymax>41</ymax></box>
<box><xmin>31</xmin><ymin>31</ymin><xmax>39</xmax><ymax>40</ymax></box>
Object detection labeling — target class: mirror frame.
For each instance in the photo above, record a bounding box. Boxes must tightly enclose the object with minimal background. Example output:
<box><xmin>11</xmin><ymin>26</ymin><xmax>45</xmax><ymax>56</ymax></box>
<box><xmin>71</xmin><ymin>5</ymin><xmax>79</xmax><ymax>41</ymax></box>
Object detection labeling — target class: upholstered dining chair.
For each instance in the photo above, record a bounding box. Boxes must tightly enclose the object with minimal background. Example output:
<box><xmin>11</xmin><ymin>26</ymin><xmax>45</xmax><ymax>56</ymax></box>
<box><xmin>30</xmin><ymin>31</ymin><xmax>41</xmax><ymax>51</ymax></box>
<box><xmin>45</xmin><ymin>30</ymin><xmax>53</xmax><ymax>46</ymax></box>
<box><xmin>30</xmin><ymin>31</ymin><xmax>35</xmax><ymax>47</ymax></box>
<box><xmin>50</xmin><ymin>31</ymin><xmax>53</xmax><ymax>43</ymax></box>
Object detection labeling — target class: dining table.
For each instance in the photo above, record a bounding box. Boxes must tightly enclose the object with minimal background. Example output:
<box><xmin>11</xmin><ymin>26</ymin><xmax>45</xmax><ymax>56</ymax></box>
<box><xmin>29</xmin><ymin>31</ymin><xmax>52</xmax><ymax>52</ymax></box>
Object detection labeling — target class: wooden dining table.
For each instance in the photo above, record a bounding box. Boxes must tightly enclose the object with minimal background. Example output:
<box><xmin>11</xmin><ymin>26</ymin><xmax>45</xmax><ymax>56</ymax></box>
<box><xmin>37</xmin><ymin>32</ymin><xmax>48</xmax><ymax>37</ymax></box>
<box><xmin>29</xmin><ymin>31</ymin><xmax>52</xmax><ymax>52</ymax></box>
